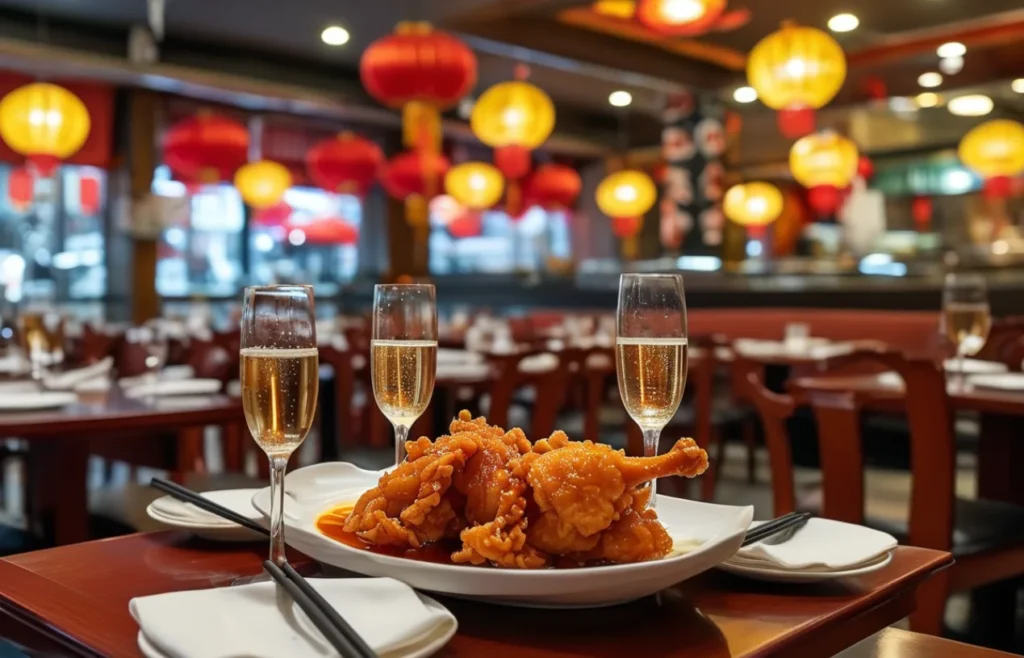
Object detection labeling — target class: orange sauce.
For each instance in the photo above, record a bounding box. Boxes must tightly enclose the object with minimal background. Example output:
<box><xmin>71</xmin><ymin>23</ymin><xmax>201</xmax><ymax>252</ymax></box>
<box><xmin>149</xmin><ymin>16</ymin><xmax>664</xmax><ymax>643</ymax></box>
<box><xmin>316</xmin><ymin>503</ymin><xmax>459</xmax><ymax>565</ymax></box>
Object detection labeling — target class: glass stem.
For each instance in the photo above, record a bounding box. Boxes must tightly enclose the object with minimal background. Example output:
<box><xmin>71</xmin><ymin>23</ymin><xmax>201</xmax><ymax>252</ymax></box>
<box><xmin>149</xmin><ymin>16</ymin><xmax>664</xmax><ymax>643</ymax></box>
<box><xmin>394</xmin><ymin>424</ymin><xmax>410</xmax><ymax>466</ymax></box>
<box><xmin>643</xmin><ymin>428</ymin><xmax>661</xmax><ymax>509</ymax></box>
<box><xmin>269</xmin><ymin>455</ymin><xmax>288</xmax><ymax>566</ymax></box>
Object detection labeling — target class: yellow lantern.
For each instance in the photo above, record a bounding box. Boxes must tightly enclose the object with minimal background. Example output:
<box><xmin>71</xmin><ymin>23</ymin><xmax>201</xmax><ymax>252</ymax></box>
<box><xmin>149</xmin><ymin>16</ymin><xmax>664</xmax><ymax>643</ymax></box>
<box><xmin>958</xmin><ymin>119</ymin><xmax>1024</xmax><ymax>199</ymax></box>
<box><xmin>234</xmin><ymin>160</ymin><xmax>292</xmax><ymax>209</ymax></box>
<box><xmin>789</xmin><ymin>132</ymin><xmax>858</xmax><ymax>216</ymax></box>
<box><xmin>597</xmin><ymin>169</ymin><xmax>655</xmax><ymax>260</ymax></box>
<box><xmin>471</xmin><ymin>81</ymin><xmax>555</xmax><ymax>149</ymax></box>
<box><xmin>0</xmin><ymin>82</ymin><xmax>90</xmax><ymax>176</ymax></box>
<box><xmin>747</xmin><ymin>23</ymin><xmax>846</xmax><ymax>138</ymax></box>
<box><xmin>593</xmin><ymin>0</ymin><xmax>637</xmax><ymax>19</ymax></box>
<box><xmin>445</xmin><ymin>162</ymin><xmax>505</xmax><ymax>210</ymax></box>
<box><xmin>723</xmin><ymin>182</ymin><xmax>784</xmax><ymax>227</ymax></box>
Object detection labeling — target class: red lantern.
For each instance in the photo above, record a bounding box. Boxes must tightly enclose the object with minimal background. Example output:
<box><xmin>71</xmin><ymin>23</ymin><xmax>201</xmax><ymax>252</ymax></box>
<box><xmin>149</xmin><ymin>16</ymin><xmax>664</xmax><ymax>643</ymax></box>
<box><xmin>984</xmin><ymin>176</ymin><xmax>1014</xmax><ymax>200</ymax></box>
<box><xmin>807</xmin><ymin>185</ymin><xmax>842</xmax><ymax>217</ymax></box>
<box><xmin>285</xmin><ymin>217</ymin><xmax>358</xmax><ymax>246</ymax></box>
<box><xmin>380</xmin><ymin>150</ymin><xmax>451</xmax><ymax>229</ymax></box>
<box><xmin>911</xmin><ymin>196</ymin><xmax>933</xmax><ymax>231</ymax></box>
<box><xmin>857</xmin><ymin>156</ymin><xmax>874</xmax><ymax>182</ymax></box>
<box><xmin>524</xmin><ymin>163</ymin><xmax>581</xmax><ymax>210</ymax></box>
<box><xmin>79</xmin><ymin>173</ymin><xmax>100</xmax><ymax>215</ymax></box>
<box><xmin>7</xmin><ymin>167</ymin><xmax>33</xmax><ymax>211</ymax></box>
<box><xmin>612</xmin><ymin>216</ymin><xmax>642</xmax><ymax>238</ymax></box>
<box><xmin>162</xmin><ymin>112</ymin><xmax>249</xmax><ymax>184</ymax></box>
<box><xmin>778</xmin><ymin>108</ymin><xmax>816</xmax><ymax>140</ymax></box>
<box><xmin>305</xmin><ymin>132</ymin><xmax>383</xmax><ymax>197</ymax></box>
<box><xmin>252</xmin><ymin>201</ymin><xmax>292</xmax><ymax>227</ymax></box>
<box><xmin>448</xmin><ymin>211</ymin><xmax>482</xmax><ymax>239</ymax></box>
<box><xmin>360</xmin><ymin>22</ymin><xmax>476</xmax><ymax>152</ymax></box>
<box><xmin>636</xmin><ymin>0</ymin><xmax>730</xmax><ymax>36</ymax></box>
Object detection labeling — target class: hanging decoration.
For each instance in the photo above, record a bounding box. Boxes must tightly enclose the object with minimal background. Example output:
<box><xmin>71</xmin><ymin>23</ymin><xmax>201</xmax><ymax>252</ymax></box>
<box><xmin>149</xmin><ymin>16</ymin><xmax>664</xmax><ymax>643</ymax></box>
<box><xmin>856</xmin><ymin>155</ymin><xmax>874</xmax><ymax>182</ymax></box>
<box><xmin>6</xmin><ymin>167</ymin><xmax>33</xmax><ymax>212</ymax></box>
<box><xmin>360</xmin><ymin>22</ymin><xmax>476</xmax><ymax>154</ymax></box>
<box><xmin>723</xmin><ymin>182</ymin><xmax>784</xmax><ymax>238</ymax></box>
<box><xmin>789</xmin><ymin>131</ymin><xmax>858</xmax><ymax>217</ymax></box>
<box><xmin>911</xmin><ymin>196</ymin><xmax>933</xmax><ymax>232</ymax></box>
<box><xmin>448</xmin><ymin>211</ymin><xmax>483</xmax><ymax>239</ymax></box>
<box><xmin>957</xmin><ymin>119</ymin><xmax>1024</xmax><ymax>200</ymax></box>
<box><xmin>635</xmin><ymin>0</ymin><xmax>749</xmax><ymax>36</ymax></box>
<box><xmin>79</xmin><ymin>172</ymin><xmax>101</xmax><ymax>216</ymax></box>
<box><xmin>471</xmin><ymin>74</ymin><xmax>556</xmax><ymax>217</ymax></box>
<box><xmin>234</xmin><ymin>160</ymin><xmax>292</xmax><ymax>209</ymax></box>
<box><xmin>305</xmin><ymin>132</ymin><xmax>383</xmax><ymax>197</ymax></box>
<box><xmin>444</xmin><ymin>162</ymin><xmax>504</xmax><ymax>210</ymax></box>
<box><xmin>380</xmin><ymin>150</ymin><xmax>451</xmax><ymax>231</ymax></box>
<box><xmin>0</xmin><ymin>82</ymin><xmax>91</xmax><ymax>176</ymax></box>
<box><xmin>162</xmin><ymin>111</ymin><xmax>249</xmax><ymax>184</ymax></box>
<box><xmin>523</xmin><ymin>163</ymin><xmax>582</xmax><ymax>211</ymax></box>
<box><xmin>747</xmin><ymin>22</ymin><xmax>846</xmax><ymax>138</ymax></box>
<box><xmin>284</xmin><ymin>216</ymin><xmax>359</xmax><ymax>246</ymax></box>
<box><xmin>596</xmin><ymin>169</ymin><xmax>657</xmax><ymax>259</ymax></box>
<box><xmin>252</xmin><ymin>201</ymin><xmax>292</xmax><ymax>228</ymax></box>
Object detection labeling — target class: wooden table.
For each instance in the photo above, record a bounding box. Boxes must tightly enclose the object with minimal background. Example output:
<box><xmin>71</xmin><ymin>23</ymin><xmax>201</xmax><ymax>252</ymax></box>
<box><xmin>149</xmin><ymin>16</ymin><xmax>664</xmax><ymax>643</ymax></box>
<box><xmin>6</xmin><ymin>390</ymin><xmax>244</xmax><ymax>546</ymax></box>
<box><xmin>0</xmin><ymin>532</ymin><xmax>952</xmax><ymax>658</ymax></box>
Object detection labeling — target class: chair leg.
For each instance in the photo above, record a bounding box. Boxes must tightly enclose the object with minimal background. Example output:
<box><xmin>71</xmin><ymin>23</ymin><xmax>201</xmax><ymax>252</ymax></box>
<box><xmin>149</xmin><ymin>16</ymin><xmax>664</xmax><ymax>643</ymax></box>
<box><xmin>909</xmin><ymin>570</ymin><xmax>949</xmax><ymax>636</ymax></box>
<box><xmin>700</xmin><ymin>427</ymin><xmax>721</xmax><ymax>502</ymax></box>
<box><xmin>743</xmin><ymin>418</ymin><xmax>757</xmax><ymax>484</ymax></box>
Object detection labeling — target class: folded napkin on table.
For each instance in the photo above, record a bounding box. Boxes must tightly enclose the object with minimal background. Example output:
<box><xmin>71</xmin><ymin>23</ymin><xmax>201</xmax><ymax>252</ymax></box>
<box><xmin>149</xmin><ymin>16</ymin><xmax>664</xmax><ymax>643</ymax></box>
<box><xmin>436</xmin><ymin>348</ymin><xmax>483</xmax><ymax>365</ymax></box>
<box><xmin>733</xmin><ymin>518</ymin><xmax>896</xmax><ymax>571</ymax></box>
<box><xmin>436</xmin><ymin>362</ymin><xmax>490</xmax><ymax>381</ymax></box>
<box><xmin>131</xmin><ymin>577</ymin><xmax>457</xmax><ymax>658</ymax></box>
<box><xmin>0</xmin><ymin>354</ymin><xmax>29</xmax><ymax>374</ymax></box>
<box><xmin>124</xmin><ymin>378</ymin><xmax>222</xmax><ymax>399</ymax></box>
<box><xmin>119</xmin><ymin>365</ymin><xmax>195</xmax><ymax>389</ymax></box>
<box><xmin>41</xmin><ymin>357</ymin><xmax>113</xmax><ymax>390</ymax></box>
<box><xmin>518</xmin><ymin>353</ymin><xmax>559</xmax><ymax>374</ymax></box>
<box><xmin>226</xmin><ymin>380</ymin><xmax>241</xmax><ymax>397</ymax></box>
<box><xmin>150</xmin><ymin>489</ymin><xmax>262</xmax><ymax>525</ymax></box>
<box><xmin>0</xmin><ymin>380</ymin><xmax>41</xmax><ymax>394</ymax></box>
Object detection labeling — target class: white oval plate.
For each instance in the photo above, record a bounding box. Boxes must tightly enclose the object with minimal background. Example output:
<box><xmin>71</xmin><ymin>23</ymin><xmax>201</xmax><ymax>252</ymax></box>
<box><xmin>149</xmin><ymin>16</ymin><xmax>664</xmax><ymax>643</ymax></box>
<box><xmin>968</xmin><ymin>372</ymin><xmax>1024</xmax><ymax>392</ymax></box>
<box><xmin>944</xmin><ymin>358</ymin><xmax>1008</xmax><ymax>375</ymax></box>
<box><xmin>252</xmin><ymin>462</ymin><xmax>754</xmax><ymax>608</ymax></box>
<box><xmin>145</xmin><ymin>503</ymin><xmax>266</xmax><ymax>543</ymax></box>
<box><xmin>718</xmin><ymin>551</ymin><xmax>893</xmax><ymax>583</ymax></box>
<box><xmin>0</xmin><ymin>391</ymin><xmax>77</xmax><ymax>411</ymax></box>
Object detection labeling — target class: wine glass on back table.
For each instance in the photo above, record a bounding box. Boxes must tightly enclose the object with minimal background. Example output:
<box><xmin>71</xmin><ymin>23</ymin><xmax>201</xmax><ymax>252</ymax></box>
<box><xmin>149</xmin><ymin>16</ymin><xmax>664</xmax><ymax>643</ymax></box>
<box><xmin>615</xmin><ymin>274</ymin><xmax>688</xmax><ymax>508</ymax></box>
<box><xmin>372</xmin><ymin>284</ymin><xmax>437</xmax><ymax>466</ymax></box>
<box><xmin>240</xmin><ymin>285</ymin><xmax>319</xmax><ymax>567</ymax></box>
<box><xmin>942</xmin><ymin>273</ymin><xmax>990</xmax><ymax>388</ymax></box>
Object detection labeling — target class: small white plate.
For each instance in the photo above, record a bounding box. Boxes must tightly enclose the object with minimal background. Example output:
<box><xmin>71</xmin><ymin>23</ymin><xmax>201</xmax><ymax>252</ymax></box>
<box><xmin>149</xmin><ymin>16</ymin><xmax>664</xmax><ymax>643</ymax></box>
<box><xmin>944</xmin><ymin>359</ymin><xmax>1008</xmax><ymax>375</ymax></box>
<box><xmin>0</xmin><ymin>391</ymin><xmax>77</xmax><ymax>411</ymax></box>
<box><xmin>145</xmin><ymin>504</ymin><xmax>266</xmax><ymax>542</ymax></box>
<box><xmin>718</xmin><ymin>551</ymin><xmax>893</xmax><ymax>583</ymax></box>
<box><xmin>146</xmin><ymin>490</ymin><xmax>266</xmax><ymax>543</ymax></box>
<box><xmin>969</xmin><ymin>373</ymin><xmax>1024</xmax><ymax>392</ymax></box>
<box><xmin>124</xmin><ymin>379</ymin><xmax>223</xmax><ymax>399</ymax></box>
<box><xmin>252</xmin><ymin>462</ymin><xmax>754</xmax><ymax>608</ymax></box>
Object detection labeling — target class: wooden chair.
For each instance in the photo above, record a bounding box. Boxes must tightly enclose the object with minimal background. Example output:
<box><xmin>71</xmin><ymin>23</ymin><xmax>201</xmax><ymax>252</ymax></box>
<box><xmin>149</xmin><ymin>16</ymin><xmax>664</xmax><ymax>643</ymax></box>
<box><xmin>740</xmin><ymin>350</ymin><xmax>1024</xmax><ymax>636</ymax></box>
<box><xmin>486</xmin><ymin>352</ymin><xmax>567</xmax><ymax>439</ymax></box>
<box><xmin>317</xmin><ymin>344</ymin><xmax>355</xmax><ymax>456</ymax></box>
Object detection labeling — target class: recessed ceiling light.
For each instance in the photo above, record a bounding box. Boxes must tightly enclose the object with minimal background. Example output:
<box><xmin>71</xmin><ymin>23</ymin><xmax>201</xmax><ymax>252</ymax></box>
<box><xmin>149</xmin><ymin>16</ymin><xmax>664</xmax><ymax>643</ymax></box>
<box><xmin>732</xmin><ymin>86</ymin><xmax>758</xmax><ymax>103</ymax></box>
<box><xmin>609</xmin><ymin>90</ymin><xmax>633</xmax><ymax>107</ymax></box>
<box><xmin>321</xmin><ymin>25</ymin><xmax>350</xmax><ymax>46</ymax></box>
<box><xmin>917</xmin><ymin>72</ymin><xmax>943</xmax><ymax>88</ymax></box>
<box><xmin>915</xmin><ymin>92</ymin><xmax>940</xmax><ymax>108</ymax></box>
<box><xmin>1012</xmin><ymin>79</ymin><xmax>1024</xmax><ymax>94</ymax></box>
<box><xmin>939</xmin><ymin>56</ymin><xmax>964</xmax><ymax>76</ymax></box>
<box><xmin>827</xmin><ymin>13</ymin><xmax>859</xmax><ymax>33</ymax></box>
<box><xmin>937</xmin><ymin>42</ymin><xmax>966</xmax><ymax>59</ymax></box>
<box><xmin>948</xmin><ymin>94</ymin><xmax>993</xmax><ymax>117</ymax></box>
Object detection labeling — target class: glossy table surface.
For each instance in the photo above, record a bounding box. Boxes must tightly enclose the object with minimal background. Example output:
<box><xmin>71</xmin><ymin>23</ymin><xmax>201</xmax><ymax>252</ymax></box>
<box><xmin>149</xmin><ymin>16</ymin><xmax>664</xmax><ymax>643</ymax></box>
<box><xmin>0</xmin><ymin>532</ymin><xmax>952</xmax><ymax>658</ymax></box>
<box><xmin>843</xmin><ymin>628</ymin><xmax>1017</xmax><ymax>658</ymax></box>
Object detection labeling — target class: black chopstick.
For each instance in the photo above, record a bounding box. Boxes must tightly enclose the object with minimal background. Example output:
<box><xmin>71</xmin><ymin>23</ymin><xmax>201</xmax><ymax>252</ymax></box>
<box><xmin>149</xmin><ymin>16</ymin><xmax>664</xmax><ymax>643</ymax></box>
<box><xmin>149</xmin><ymin>477</ymin><xmax>269</xmax><ymax>537</ymax></box>
<box><xmin>741</xmin><ymin>512</ymin><xmax>812</xmax><ymax>547</ymax></box>
<box><xmin>264</xmin><ymin>560</ymin><xmax>378</xmax><ymax>658</ymax></box>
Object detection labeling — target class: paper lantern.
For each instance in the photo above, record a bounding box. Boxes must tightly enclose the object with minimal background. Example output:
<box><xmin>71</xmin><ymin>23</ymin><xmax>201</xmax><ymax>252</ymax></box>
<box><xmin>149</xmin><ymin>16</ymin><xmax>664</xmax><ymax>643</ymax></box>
<box><xmin>471</xmin><ymin>81</ymin><xmax>555</xmax><ymax>150</ymax></box>
<box><xmin>305</xmin><ymin>132</ymin><xmax>383</xmax><ymax>197</ymax></box>
<box><xmin>789</xmin><ymin>132</ymin><xmax>858</xmax><ymax>216</ymax></box>
<box><xmin>723</xmin><ymin>182</ymin><xmax>784</xmax><ymax>227</ymax></box>
<box><xmin>445</xmin><ymin>162</ymin><xmax>504</xmax><ymax>210</ymax></box>
<box><xmin>958</xmin><ymin>119</ymin><xmax>1024</xmax><ymax>200</ymax></box>
<box><xmin>636</xmin><ymin>0</ymin><xmax>725</xmax><ymax>36</ymax></box>
<box><xmin>596</xmin><ymin>170</ymin><xmax>657</xmax><ymax>220</ymax></box>
<box><xmin>162</xmin><ymin>112</ymin><xmax>249</xmax><ymax>184</ymax></box>
<box><xmin>79</xmin><ymin>172</ymin><xmax>100</xmax><ymax>215</ymax></box>
<box><xmin>361</xmin><ymin>22</ymin><xmax>476</xmax><ymax>152</ymax></box>
<box><xmin>594</xmin><ymin>0</ymin><xmax>637</xmax><ymax>19</ymax></box>
<box><xmin>448</xmin><ymin>211</ymin><xmax>483</xmax><ymax>239</ymax></box>
<box><xmin>234</xmin><ymin>160</ymin><xmax>291</xmax><ymax>209</ymax></box>
<box><xmin>747</xmin><ymin>23</ymin><xmax>846</xmax><ymax>138</ymax></box>
<box><xmin>857</xmin><ymin>155</ymin><xmax>874</xmax><ymax>182</ymax></box>
<box><xmin>0</xmin><ymin>83</ymin><xmax>91</xmax><ymax>176</ymax></box>
<box><xmin>611</xmin><ymin>216</ymin><xmax>642</xmax><ymax>238</ymax></box>
<box><xmin>252</xmin><ymin>201</ymin><xmax>292</xmax><ymax>227</ymax></box>
<box><xmin>380</xmin><ymin>150</ymin><xmax>451</xmax><ymax>229</ymax></box>
<box><xmin>524</xmin><ymin>163</ymin><xmax>582</xmax><ymax>210</ymax></box>
<box><xmin>7</xmin><ymin>167</ymin><xmax>33</xmax><ymax>211</ymax></box>
<box><xmin>284</xmin><ymin>217</ymin><xmax>358</xmax><ymax>246</ymax></box>
<box><xmin>911</xmin><ymin>196</ymin><xmax>933</xmax><ymax>231</ymax></box>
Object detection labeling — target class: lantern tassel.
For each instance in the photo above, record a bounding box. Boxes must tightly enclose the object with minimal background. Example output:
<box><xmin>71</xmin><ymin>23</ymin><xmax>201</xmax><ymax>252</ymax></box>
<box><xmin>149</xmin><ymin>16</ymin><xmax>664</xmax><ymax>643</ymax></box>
<box><xmin>622</xmin><ymin>236</ymin><xmax>638</xmax><ymax>260</ymax></box>
<box><xmin>403</xmin><ymin>102</ymin><xmax>441</xmax><ymax>153</ymax></box>
<box><xmin>506</xmin><ymin>180</ymin><xmax>522</xmax><ymax>218</ymax></box>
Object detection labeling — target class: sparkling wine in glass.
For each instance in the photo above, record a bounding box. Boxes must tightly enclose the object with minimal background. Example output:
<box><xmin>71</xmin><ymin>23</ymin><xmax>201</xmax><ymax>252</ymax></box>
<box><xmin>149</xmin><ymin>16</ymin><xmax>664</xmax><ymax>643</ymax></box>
<box><xmin>942</xmin><ymin>273</ymin><xmax>991</xmax><ymax>388</ymax></box>
<box><xmin>240</xmin><ymin>285</ymin><xmax>319</xmax><ymax>567</ymax></box>
<box><xmin>371</xmin><ymin>284</ymin><xmax>437</xmax><ymax>466</ymax></box>
<box><xmin>615</xmin><ymin>274</ymin><xmax>688</xmax><ymax>507</ymax></box>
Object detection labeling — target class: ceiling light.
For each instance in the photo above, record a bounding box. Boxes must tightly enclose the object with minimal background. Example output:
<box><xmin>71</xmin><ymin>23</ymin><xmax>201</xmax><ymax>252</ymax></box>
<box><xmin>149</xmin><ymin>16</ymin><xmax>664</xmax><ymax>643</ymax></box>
<box><xmin>915</xmin><ymin>92</ymin><xmax>940</xmax><ymax>108</ymax></box>
<box><xmin>937</xmin><ymin>42</ymin><xmax>966</xmax><ymax>59</ymax></box>
<box><xmin>732</xmin><ymin>86</ymin><xmax>758</xmax><ymax>103</ymax></box>
<box><xmin>948</xmin><ymin>94</ymin><xmax>993</xmax><ymax>117</ymax></box>
<box><xmin>827</xmin><ymin>13</ymin><xmax>859</xmax><ymax>33</ymax></box>
<box><xmin>918</xmin><ymin>72</ymin><xmax>943</xmax><ymax>88</ymax></box>
<box><xmin>609</xmin><ymin>90</ymin><xmax>633</xmax><ymax>107</ymax></box>
<box><xmin>321</xmin><ymin>25</ymin><xmax>350</xmax><ymax>46</ymax></box>
<box><xmin>1012</xmin><ymin>79</ymin><xmax>1024</xmax><ymax>94</ymax></box>
<box><xmin>939</xmin><ymin>56</ymin><xmax>964</xmax><ymax>75</ymax></box>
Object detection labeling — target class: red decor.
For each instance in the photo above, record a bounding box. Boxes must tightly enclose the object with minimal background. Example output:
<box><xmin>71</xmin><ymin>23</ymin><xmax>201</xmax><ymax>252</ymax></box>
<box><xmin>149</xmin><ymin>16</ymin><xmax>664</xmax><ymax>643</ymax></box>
<box><xmin>911</xmin><ymin>196</ymin><xmax>933</xmax><ymax>231</ymax></box>
<box><xmin>448</xmin><ymin>211</ymin><xmax>482</xmax><ymax>239</ymax></box>
<box><xmin>285</xmin><ymin>217</ymin><xmax>358</xmax><ymax>245</ymax></box>
<box><xmin>79</xmin><ymin>173</ymin><xmax>100</xmax><ymax>215</ymax></box>
<box><xmin>778</xmin><ymin>107</ymin><xmax>816</xmax><ymax>139</ymax></box>
<box><xmin>807</xmin><ymin>185</ymin><xmax>842</xmax><ymax>217</ymax></box>
<box><xmin>380</xmin><ymin>151</ymin><xmax>450</xmax><ymax>200</ymax></box>
<box><xmin>636</xmin><ymin>0</ymin><xmax>744</xmax><ymax>36</ymax></box>
<box><xmin>7</xmin><ymin>167</ymin><xmax>32</xmax><ymax>211</ymax></box>
<box><xmin>252</xmin><ymin>201</ymin><xmax>292</xmax><ymax>227</ymax></box>
<box><xmin>305</xmin><ymin>132</ymin><xmax>383</xmax><ymax>197</ymax></box>
<box><xmin>494</xmin><ymin>146</ymin><xmax>531</xmax><ymax>181</ymax></box>
<box><xmin>984</xmin><ymin>175</ymin><xmax>1013</xmax><ymax>200</ymax></box>
<box><xmin>611</xmin><ymin>216</ymin><xmax>642</xmax><ymax>238</ymax></box>
<box><xmin>523</xmin><ymin>163</ymin><xmax>582</xmax><ymax>210</ymax></box>
<box><xmin>857</xmin><ymin>156</ymin><xmax>874</xmax><ymax>181</ymax></box>
<box><xmin>162</xmin><ymin>112</ymin><xmax>249</xmax><ymax>184</ymax></box>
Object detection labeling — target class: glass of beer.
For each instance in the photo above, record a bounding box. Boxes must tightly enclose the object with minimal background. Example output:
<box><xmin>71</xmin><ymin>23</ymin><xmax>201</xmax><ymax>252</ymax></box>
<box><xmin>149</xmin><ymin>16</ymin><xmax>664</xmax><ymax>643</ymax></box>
<box><xmin>240</xmin><ymin>285</ymin><xmax>319</xmax><ymax>566</ymax></box>
<box><xmin>615</xmin><ymin>274</ymin><xmax>688</xmax><ymax>507</ymax></box>
<box><xmin>371</xmin><ymin>284</ymin><xmax>437</xmax><ymax>466</ymax></box>
<box><xmin>942</xmin><ymin>272</ymin><xmax>990</xmax><ymax>389</ymax></box>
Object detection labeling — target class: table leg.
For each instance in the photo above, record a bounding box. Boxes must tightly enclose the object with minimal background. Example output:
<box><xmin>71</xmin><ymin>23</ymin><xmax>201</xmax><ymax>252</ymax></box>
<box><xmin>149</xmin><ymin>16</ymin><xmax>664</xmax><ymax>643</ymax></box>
<box><xmin>977</xmin><ymin>413</ymin><xmax>1024</xmax><ymax>506</ymax></box>
<box><xmin>27</xmin><ymin>440</ymin><xmax>90</xmax><ymax>546</ymax></box>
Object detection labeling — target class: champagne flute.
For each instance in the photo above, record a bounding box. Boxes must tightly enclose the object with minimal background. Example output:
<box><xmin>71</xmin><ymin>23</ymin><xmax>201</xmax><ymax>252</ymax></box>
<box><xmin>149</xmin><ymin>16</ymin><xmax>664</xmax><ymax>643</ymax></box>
<box><xmin>615</xmin><ymin>274</ymin><xmax>688</xmax><ymax>508</ymax></box>
<box><xmin>942</xmin><ymin>273</ymin><xmax>991</xmax><ymax>389</ymax></box>
<box><xmin>240</xmin><ymin>285</ymin><xmax>319</xmax><ymax>567</ymax></box>
<box><xmin>371</xmin><ymin>284</ymin><xmax>437</xmax><ymax>466</ymax></box>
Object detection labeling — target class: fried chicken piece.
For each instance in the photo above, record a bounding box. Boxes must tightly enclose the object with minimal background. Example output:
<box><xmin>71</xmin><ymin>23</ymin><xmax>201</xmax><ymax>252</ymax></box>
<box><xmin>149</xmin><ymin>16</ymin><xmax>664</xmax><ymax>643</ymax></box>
<box><xmin>343</xmin><ymin>432</ymin><xmax>478</xmax><ymax>546</ymax></box>
<box><xmin>581</xmin><ymin>488</ymin><xmax>673</xmax><ymax>563</ymax></box>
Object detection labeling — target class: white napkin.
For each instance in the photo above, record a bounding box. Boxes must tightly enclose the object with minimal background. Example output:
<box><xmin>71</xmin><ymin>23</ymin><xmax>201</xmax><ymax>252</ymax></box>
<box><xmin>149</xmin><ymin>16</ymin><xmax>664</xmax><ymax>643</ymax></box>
<box><xmin>0</xmin><ymin>354</ymin><xmax>29</xmax><ymax>374</ymax></box>
<box><xmin>0</xmin><ymin>380</ymin><xmax>42</xmax><ymax>395</ymax></box>
<box><xmin>150</xmin><ymin>489</ymin><xmax>262</xmax><ymax>525</ymax></box>
<box><xmin>226</xmin><ymin>380</ymin><xmax>241</xmax><ymax>397</ymax></box>
<box><xmin>943</xmin><ymin>358</ymin><xmax>1007</xmax><ymax>375</ymax></box>
<box><xmin>41</xmin><ymin>357</ymin><xmax>113</xmax><ymax>390</ymax></box>
<box><xmin>124</xmin><ymin>378</ymin><xmax>222</xmax><ymax>399</ymax></box>
<box><xmin>119</xmin><ymin>365</ymin><xmax>195</xmax><ymax>389</ymax></box>
<box><xmin>436</xmin><ymin>362</ymin><xmax>491</xmax><ymax>381</ymax></box>
<box><xmin>969</xmin><ymin>373</ymin><xmax>1024</xmax><ymax>392</ymax></box>
<box><xmin>131</xmin><ymin>578</ymin><xmax>457</xmax><ymax>658</ymax></box>
<box><xmin>518</xmin><ymin>353</ymin><xmax>559</xmax><ymax>374</ymax></box>
<box><xmin>733</xmin><ymin>518</ymin><xmax>896</xmax><ymax>571</ymax></box>
<box><xmin>436</xmin><ymin>349</ymin><xmax>483</xmax><ymax>366</ymax></box>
